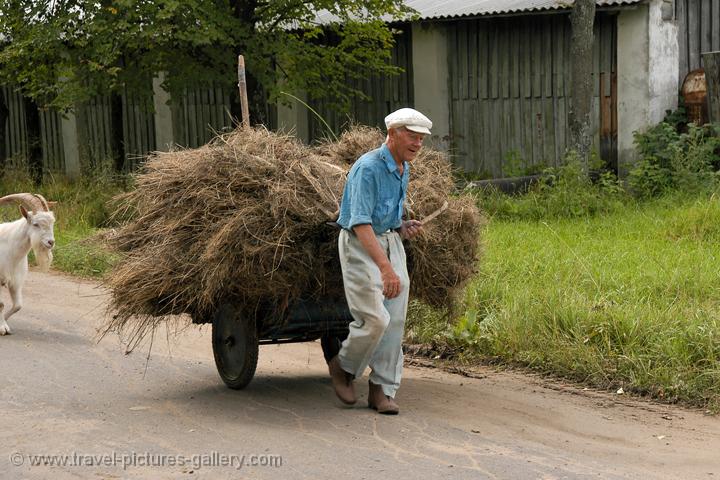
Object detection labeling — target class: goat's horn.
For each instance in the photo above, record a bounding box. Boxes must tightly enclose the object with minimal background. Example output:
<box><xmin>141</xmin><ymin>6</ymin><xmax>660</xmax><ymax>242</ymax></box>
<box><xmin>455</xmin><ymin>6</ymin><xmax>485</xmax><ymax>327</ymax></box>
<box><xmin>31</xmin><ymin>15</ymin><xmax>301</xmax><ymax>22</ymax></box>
<box><xmin>0</xmin><ymin>193</ymin><xmax>47</xmax><ymax>213</ymax></box>
<box><xmin>32</xmin><ymin>194</ymin><xmax>51</xmax><ymax>211</ymax></box>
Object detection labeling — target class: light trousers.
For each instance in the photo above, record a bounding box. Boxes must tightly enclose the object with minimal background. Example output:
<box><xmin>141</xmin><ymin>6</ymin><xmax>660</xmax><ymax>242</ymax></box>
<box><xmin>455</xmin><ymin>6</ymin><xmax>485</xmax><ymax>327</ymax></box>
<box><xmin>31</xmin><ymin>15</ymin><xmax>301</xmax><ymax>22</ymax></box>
<box><xmin>337</xmin><ymin>229</ymin><xmax>410</xmax><ymax>398</ymax></box>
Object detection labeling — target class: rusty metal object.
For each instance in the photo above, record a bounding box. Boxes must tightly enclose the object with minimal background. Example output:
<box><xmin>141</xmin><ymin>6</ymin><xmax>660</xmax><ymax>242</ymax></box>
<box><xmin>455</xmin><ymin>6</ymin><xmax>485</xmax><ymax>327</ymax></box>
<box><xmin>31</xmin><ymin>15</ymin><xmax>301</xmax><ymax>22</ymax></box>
<box><xmin>682</xmin><ymin>68</ymin><xmax>708</xmax><ymax>125</ymax></box>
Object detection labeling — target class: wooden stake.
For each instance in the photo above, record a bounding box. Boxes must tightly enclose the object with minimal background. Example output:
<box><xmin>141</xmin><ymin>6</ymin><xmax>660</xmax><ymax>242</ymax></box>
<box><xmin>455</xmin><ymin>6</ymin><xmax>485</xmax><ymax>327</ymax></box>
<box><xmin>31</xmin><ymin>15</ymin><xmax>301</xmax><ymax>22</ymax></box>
<box><xmin>237</xmin><ymin>55</ymin><xmax>250</xmax><ymax>128</ymax></box>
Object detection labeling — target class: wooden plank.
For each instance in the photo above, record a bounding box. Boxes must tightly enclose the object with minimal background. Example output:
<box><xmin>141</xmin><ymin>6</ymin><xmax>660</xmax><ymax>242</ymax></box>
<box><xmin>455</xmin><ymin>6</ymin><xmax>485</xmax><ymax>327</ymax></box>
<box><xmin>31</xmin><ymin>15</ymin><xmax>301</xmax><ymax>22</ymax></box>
<box><xmin>520</xmin><ymin>20</ymin><xmax>530</xmax><ymax>98</ymax></box>
<box><xmin>714</xmin><ymin>0</ymin><xmax>720</xmax><ymax>51</ymax></box>
<box><xmin>490</xmin><ymin>22</ymin><xmax>500</xmax><ymax>99</ymax></box>
<box><xmin>501</xmin><ymin>22</ymin><xmax>510</xmax><ymax>99</ymax></box>
<box><xmin>544</xmin><ymin>96</ymin><xmax>555</xmax><ymax>165</ymax></box>
<box><xmin>677</xmin><ymin>0</ymin><xmax>689</xmax><ymax>82</ymax></box>
<box><xmin>478</xmin><ymin>21</ymin><xmax>489</xmax><ymax>100</ymax></box>
<box><xmin>201</xmin><ymin>86</ymin><xmax>211</xmax><ymax>143</ymax></box>
<box><xmin>48</xmin><ymin>110</ymin><xmax>56</xmax><ymax>170</ymax></box>
<box><xmin>512</xmin><ymin>97</ymin><xmax>522</xmax><ymax>167</ymax></box>
<box><xmin>557</xmin><ymin>96</ymin><xmax>568</xmax><ymax>158</ymax></box>
<box><xmin>510</xmin><ymin>23</ymin><xmax>520</xmax><ymax>99</ymax></box>
<box><xmin>543</xmin><ymin>19</ymin><xmax>552</xmax><ymax>98</ymax></box>
<box><xmin>602</xmin><ymin>15</ymin><xmax>613</xmax><ymax>98</ymax></box>
<box><xmin>519</xmin><ymin>96</ymin><xmax>532</xmax><ymax>169</ymax></box>
<box><xmin>39</xmin><ymin>110</ymin><xmax>48</xmax><ymax>170</ymax></box>
<box><xmin>535</xmin><ymin>97</ymin><xmax>545</xmax><ymax>165</ymax></box>
<box><xmin>701</xmin><ymin>0</ymin><xmax>713</xmax><ymax>56</ymax></box>
<box><xmin>146</xmin><ymin>97</ymin><xmax>156</xmax><ymax>153</ymax></box>
<box><xmin>103</xmin><ymin>95</ymin><xmax>112</xmax><ymax>158</ymax></box>
<box><xmin>215</xmin><ymin>84</ymin><xmax>226</xmax><ymax>130</ymax></box>
<box><xmin>188</xmin><ymin>87</ymin><xmax>198</xmax><ymax>148</ymax></box>
<box><xmin>121</xmin><ymin>89</ymin><xmax>130</xmax><ymax>165</ymax></box>
<box><xmin>553</xmin><ymin>17</ymin><xmax>564</xmax><ymax>98</ymax></box>
<box><xmin>532</xmin><ymin>19</ymin><xmax>542</xmax><ymax>98</ymax></box>
<box><xmin>467</xmin><ymin>101</ymin><xmax>476</xmax><ymax>172</ymax></box>
<box><xmin>458</xmin><ymin>22</ymin><xmax>469</xmax><ymax>100</ymax></box>
<box><xmin>469</xmin><ymin>23</ymin><xmax>479</xmax><ymax>100</ymax></box>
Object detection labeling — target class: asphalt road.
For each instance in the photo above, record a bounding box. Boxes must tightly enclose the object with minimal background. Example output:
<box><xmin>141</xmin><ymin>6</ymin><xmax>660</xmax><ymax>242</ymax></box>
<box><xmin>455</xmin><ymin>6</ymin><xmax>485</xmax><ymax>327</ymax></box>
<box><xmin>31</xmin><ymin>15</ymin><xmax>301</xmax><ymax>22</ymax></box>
<box><xmin>1</xmin><ymin>271</ymin><xmax>719</xmax><ymax>479</ymax></box>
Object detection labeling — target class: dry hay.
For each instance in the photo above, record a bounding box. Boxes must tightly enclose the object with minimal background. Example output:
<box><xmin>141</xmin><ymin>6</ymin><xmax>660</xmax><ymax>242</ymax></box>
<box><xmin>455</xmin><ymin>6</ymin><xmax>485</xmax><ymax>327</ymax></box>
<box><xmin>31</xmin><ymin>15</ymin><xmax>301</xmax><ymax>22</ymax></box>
<box><xmin>104</xmin><ymin>126</ymin><xmax>482</xmax><ymax>349</ymax></box>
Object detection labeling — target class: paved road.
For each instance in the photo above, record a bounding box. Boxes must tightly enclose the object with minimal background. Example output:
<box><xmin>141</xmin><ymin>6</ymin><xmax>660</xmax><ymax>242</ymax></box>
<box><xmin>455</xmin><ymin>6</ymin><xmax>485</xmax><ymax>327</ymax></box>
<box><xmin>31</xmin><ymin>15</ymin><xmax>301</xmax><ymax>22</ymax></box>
<box><xmin>1</xmin><ymin>271</ymin><xmax>719</xmax><ymax>479</ymax></box>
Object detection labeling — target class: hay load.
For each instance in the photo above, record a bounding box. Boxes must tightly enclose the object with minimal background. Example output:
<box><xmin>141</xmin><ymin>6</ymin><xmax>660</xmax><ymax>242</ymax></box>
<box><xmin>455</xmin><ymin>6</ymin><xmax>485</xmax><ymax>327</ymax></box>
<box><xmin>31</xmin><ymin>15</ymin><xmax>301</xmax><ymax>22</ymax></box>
<box><xmin>104</xmin><ymin>126</ymin><xmax>482</xmax><ymax>347</ymax></box>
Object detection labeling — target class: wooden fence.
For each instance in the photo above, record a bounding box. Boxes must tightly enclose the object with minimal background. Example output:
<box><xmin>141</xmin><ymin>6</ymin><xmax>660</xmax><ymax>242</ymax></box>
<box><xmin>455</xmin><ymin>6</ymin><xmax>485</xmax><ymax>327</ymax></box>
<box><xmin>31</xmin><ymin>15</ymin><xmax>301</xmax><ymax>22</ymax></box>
<box><xmin>447</xmin><ymin>13</ymin><xmax>617</xmax><ymax>176</ymax></box>
<box><xmin>1</xmin><ymin>85</ymin><xmax>65</xmax><ymax>172</ymax></box>
<box><xmin>1</xmin><ymin>85</ymin><xmax>28</xmax><ymax>167</ymax></box>
<box><xmin>677</xmin><ymin>0</ymin><xmax>720</xmax><ymax>83</ymax></box>
<box><xmin>172</xmin><ymin>82</ymin><xmax>234</xmax><ymax>149</ymax></box>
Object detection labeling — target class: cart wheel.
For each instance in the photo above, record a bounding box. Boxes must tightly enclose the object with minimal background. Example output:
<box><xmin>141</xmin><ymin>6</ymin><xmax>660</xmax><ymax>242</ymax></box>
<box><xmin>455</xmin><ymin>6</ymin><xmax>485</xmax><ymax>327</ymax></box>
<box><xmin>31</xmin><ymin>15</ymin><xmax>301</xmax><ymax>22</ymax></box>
<box><xmin>211</xmin><ymin>303</ymin><xmax>258</xmax><ymax>390</ymax></box>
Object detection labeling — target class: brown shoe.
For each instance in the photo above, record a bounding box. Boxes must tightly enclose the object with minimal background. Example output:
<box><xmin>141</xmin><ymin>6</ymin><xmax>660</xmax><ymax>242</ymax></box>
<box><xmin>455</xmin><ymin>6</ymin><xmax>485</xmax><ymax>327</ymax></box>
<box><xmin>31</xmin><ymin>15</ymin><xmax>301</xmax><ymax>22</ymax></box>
<box><xmin>328</xmin><ymin>356</ymin><xmax>356</xmax><ymax>405</ymax></box>
<box><xmin>368</xmin><ymin>381</ymin><xmax>399</xmax><ymax>415</ymax></box>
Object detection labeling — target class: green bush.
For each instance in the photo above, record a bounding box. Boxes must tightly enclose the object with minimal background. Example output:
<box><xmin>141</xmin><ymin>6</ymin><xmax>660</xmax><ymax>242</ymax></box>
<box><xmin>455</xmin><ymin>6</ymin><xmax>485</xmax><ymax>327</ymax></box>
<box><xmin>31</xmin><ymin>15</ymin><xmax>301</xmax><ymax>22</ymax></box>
<box><xmin>628</xmin><ymin>122</ymin><xmax>720</xmax><ymax>198</ymax></box>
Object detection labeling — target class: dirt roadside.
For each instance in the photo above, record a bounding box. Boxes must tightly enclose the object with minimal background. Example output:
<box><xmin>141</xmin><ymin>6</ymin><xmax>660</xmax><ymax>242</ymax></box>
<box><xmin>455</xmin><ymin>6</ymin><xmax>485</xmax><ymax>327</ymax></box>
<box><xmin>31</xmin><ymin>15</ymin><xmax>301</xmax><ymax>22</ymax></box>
<box><xmin>1</xmin><ymin>270</ymin><xmax>718</xmax><ymax>479</ymax></box>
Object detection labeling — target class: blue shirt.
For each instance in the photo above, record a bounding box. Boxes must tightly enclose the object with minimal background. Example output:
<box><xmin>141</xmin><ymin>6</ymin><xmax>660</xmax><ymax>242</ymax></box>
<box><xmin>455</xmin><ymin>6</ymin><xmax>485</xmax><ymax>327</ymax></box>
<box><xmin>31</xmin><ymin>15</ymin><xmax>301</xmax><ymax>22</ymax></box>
<box><xmin>337</xmin><ymin>144</ymin><xmax>409</xmax><ymax>234</ymax></box>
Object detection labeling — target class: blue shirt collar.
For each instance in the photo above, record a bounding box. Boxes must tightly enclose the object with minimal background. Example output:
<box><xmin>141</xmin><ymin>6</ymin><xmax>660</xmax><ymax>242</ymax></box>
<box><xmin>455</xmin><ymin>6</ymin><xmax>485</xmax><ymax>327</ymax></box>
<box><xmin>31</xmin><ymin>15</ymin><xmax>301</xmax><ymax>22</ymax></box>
<box><xmin>381</xmin><ymin>143</ymin><xmax>406</xmax><ymax>178</ymax></box>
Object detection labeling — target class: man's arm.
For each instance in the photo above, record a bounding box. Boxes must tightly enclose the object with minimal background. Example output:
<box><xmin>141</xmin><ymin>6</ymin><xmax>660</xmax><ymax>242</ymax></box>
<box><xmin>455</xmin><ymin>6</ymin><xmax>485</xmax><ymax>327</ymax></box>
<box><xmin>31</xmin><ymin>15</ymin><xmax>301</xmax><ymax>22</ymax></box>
<box><xmin>352</xmin><ymin>224</ymin><xmax>402</xmax><ymax>299</ymax></box>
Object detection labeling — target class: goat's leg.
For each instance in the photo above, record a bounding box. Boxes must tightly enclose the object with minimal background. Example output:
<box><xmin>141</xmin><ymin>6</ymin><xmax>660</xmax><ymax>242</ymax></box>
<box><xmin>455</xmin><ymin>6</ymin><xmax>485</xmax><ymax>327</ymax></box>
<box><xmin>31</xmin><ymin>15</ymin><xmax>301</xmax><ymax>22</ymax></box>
<box><xmin>1</xmin><ymin>284</ymin><xmax>23</xmax><ymax>335</ymax></box>
<box><xmin>0</xmin><ymin>297</ymin><xmax>7</xmax><ymax>335</ymax></box>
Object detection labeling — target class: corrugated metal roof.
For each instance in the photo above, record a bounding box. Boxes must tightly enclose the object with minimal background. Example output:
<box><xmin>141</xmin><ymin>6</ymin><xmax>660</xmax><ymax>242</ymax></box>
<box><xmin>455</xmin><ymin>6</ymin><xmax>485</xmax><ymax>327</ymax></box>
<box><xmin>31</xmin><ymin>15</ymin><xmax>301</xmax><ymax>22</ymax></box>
<box><xmin>314</xmin><ymin>0</ymin><xmax>642</xmax><ymax>23</ymax></box>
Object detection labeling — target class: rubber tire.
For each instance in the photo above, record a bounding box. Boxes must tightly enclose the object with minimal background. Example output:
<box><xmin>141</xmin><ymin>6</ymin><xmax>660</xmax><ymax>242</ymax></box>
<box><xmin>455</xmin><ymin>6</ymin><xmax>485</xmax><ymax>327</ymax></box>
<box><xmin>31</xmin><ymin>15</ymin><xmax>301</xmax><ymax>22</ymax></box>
<box><xmin>211</xmin><ymin>303</ymin><xmax>259</xmax><ymax>390</ymax></box>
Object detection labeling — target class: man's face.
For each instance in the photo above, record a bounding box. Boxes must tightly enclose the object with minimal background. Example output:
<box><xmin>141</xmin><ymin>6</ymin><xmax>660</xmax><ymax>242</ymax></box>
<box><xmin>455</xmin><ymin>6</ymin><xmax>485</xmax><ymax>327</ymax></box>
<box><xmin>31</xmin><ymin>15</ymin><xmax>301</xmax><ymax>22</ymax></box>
<box><xmin>388</xmin><ymin>127</ymin><xmax>426</xmax><ymax>163</ymax></box>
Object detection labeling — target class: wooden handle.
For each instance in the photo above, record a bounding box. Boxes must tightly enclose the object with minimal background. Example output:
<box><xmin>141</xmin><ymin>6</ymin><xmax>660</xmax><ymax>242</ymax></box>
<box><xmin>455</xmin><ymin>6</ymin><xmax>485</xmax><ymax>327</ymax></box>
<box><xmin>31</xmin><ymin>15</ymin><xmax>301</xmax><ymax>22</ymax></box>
<box><xmin>237</xmin><ymin>55</ymin><xmax>250</xmax><ymax>127</ymax></box>
<box><xmin>421</xmin><ymin>201</ymin><xmax>449</xmax><ymax>224</ymax></box>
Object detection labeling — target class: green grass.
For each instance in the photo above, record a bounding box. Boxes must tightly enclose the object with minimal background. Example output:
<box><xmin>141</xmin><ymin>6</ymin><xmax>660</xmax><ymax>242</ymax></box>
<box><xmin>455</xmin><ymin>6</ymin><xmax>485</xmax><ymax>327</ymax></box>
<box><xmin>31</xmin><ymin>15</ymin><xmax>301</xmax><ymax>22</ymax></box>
<box><xmin>0</xmin><ymin>168</ymin><xmax>125</xmax><ymax>278</ymax></box>
<box><xmin>408</xmin><ymin>193</ymin><xmax>720</xmax><ymax>410</ymax></box>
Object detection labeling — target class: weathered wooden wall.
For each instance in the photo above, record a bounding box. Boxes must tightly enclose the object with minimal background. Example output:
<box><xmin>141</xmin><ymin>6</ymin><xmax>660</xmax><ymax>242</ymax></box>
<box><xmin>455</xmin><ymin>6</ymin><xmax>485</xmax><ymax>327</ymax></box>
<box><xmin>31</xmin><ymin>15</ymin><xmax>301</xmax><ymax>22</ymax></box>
<box><xmin>39</xmin><ymin>108</ymin><xmax>64</xmax><ymax>172</ymax></box>
<box><xmin>77</xmin><ymin>95</ymin><xmax>115</xmax><ymax>169</ymax></box>
<box><xmin>120</xmin><ymin>86</ymin><xmax>156</xmax><ymax>171</ymax></box>
<box><xmin>172</xmin><ymin>82</ymin><xmax>233</xmax><ymax>149</ymax></box>
<box><xmin>447</xmin><ymin>13</ymin><xmax>617</xmax><ymax>176</ymax></box>
<box><xmin>677</xmin><ymin>0</ymin><xmax>720</xmax><ymax>83</ymax></box>
<box><xmin>308</xmin><ymin>27</ymin><xmax>414</xmax><ymax>142</ymax></box>
<box><xmin>1</xmin><ymin>85</ymin><xmax>65</xmax><ymax>172</ymax></box>
<box><xmin>1</xmin><ymin>85</ymin><xmax>28</xmax><ymax>167</ymax></box>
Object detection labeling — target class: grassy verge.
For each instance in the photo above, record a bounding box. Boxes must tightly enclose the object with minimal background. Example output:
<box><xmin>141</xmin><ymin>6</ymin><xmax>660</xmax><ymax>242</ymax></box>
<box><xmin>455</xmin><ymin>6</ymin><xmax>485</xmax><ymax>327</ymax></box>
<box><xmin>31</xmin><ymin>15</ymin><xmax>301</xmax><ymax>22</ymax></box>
<box><xmin>408</xmin><ymin>193</ymin><xmax>720</xmax><ymax>410</ymax></box>
<box><xmin>0</xmin><ymin>169</ymin><xmax>124</xmax><ymax>278</ymax></box>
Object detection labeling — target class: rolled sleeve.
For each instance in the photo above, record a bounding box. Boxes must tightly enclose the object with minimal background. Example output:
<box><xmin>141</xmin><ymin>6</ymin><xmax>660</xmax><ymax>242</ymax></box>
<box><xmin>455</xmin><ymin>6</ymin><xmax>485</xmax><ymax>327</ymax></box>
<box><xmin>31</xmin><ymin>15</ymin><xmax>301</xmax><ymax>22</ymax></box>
<box><xmin>347</xmin><ymin>165</ymin><xmax>377</xmax><ymax>229</ymax></box>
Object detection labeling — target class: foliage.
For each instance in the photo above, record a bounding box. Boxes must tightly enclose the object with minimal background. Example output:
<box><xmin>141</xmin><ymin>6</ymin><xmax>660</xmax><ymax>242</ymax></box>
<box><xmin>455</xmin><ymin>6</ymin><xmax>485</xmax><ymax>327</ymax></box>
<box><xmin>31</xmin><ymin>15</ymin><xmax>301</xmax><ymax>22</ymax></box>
<box><xmin>408</xmin><ymin>193</ymin><xmax>720</xmax><ymax>410</ymax></box>
<box><xmin>0</xmin><ymin>167</ymin><xmax>124</xmax><ymax>277</ymax></box>
<box><xmin>628</xmin><ymin>122</ymin><xmax>720</xmax><ymax>198</ymax></box>
<box><xmin>0</xmin><ymin>0</ymin><xmax>415</xmax><ymax>113</ymax></box>
<box><xmin>475</xmin><ymin>150</ymin><xmax>626</xmax><ymax>221</ymax></box>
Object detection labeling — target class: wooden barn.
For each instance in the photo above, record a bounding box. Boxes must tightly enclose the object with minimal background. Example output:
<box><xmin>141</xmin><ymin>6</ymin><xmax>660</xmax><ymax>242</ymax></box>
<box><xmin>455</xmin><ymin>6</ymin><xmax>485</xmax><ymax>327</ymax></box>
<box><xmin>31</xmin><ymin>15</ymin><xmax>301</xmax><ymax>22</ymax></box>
<box><xmin>2</xmin><ymin>0</ymin><xmax>719</xmax><ymax>178</ymax></box>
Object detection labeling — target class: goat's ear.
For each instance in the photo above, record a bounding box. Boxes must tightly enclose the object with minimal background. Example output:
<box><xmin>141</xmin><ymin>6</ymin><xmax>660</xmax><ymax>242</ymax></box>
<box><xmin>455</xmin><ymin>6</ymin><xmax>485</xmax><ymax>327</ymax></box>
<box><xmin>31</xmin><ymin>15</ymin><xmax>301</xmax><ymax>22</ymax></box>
<box><xmin>19</xmin><ymin>205</ymin><xmax>30</xmax><ymax>220</ymax></box>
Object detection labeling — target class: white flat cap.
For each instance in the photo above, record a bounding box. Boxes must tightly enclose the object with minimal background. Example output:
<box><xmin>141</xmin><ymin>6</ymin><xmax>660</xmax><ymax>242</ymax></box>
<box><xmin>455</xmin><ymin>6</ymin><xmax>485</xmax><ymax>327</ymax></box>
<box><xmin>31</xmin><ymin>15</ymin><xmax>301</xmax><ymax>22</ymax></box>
<box><xmin>384</xmin><ymin>108</ymin><xmax>432</xmax><ymax>135</ymax></box>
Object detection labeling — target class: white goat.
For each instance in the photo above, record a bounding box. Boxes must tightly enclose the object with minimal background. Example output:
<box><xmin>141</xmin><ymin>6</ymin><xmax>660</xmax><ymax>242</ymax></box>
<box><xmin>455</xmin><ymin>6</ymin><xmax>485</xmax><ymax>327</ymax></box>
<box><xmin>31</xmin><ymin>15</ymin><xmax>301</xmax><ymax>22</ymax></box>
<box><xmin>0</xmin><ymin>193</ymin><xmax>56</xmax><ymax>335</ymax></box>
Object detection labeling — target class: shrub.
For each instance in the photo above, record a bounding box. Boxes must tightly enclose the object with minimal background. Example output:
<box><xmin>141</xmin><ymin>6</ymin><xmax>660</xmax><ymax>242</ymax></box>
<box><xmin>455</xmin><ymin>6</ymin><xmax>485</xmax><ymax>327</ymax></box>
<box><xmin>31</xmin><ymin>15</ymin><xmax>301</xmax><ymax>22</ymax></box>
<box><xmin>628</xmin><ymin>122</ymin><xmax>720</xmax><ymax>198</ymax></box>
<box><xmin>475</xmin><ymin>151</ymin><xmax>626</xmax><ymax>221</ymax></box>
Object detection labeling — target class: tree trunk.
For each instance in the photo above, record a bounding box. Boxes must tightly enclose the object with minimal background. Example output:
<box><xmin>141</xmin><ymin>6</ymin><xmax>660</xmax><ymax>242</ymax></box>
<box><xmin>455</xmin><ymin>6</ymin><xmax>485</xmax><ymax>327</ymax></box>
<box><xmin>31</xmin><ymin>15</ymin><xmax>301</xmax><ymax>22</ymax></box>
<box><xmin>569</xmin><ymin>0</ymin><xmax>596</xmax><ymax>169</ymax></box>
<box><xmin>703</xmin><ymin>51</ymin><xmax>720</xmax><ymax>124</ymax></box>
<box><xmin>0</xmin><ymin>88</ymin><xmax>8</xmax><ymax>172</ymax></box>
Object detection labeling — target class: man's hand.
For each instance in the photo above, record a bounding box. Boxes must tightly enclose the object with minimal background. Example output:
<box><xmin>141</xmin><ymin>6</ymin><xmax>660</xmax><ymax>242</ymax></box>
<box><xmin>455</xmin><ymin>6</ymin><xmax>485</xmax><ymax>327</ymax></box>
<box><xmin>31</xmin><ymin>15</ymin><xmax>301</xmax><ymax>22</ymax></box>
<box><xmin>380</xmin><ymin>265</ymin><xmax>401</xmax><ymax>299</ymax></box>
<box><xmin>353</xmin><ymin>224</ymin><xmax>404</xmax><ymax>299</ymax></box>
<box><xmin>399</xmin><ymin>219</ymin><xmax>423</xmax><ymax>240</ymax></box>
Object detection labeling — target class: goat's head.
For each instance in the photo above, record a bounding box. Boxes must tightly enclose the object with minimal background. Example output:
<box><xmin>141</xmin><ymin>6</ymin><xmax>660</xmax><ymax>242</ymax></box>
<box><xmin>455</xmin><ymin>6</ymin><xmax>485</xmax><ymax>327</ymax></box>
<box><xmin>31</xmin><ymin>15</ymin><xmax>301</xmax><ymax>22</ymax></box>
<box><xmin>0</xmin><ymin>193</ymin><xmax>56</xmax><ymax>270</ymax></box>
